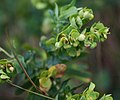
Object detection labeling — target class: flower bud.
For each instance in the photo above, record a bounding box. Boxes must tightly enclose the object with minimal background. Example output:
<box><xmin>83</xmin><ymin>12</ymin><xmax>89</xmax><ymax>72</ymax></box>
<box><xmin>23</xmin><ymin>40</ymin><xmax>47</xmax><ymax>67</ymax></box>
<box><xmin>83</xmin><ymin>11</ymin><xmax>94</xmax><ymax>20</ymax></box>
<box><xmin>103</xmin><ymin>34</ymin><xmax>107</xmax><ymax>39</ymax></box>
<box><xmin>55</xmin><ymin>42</ymin><xmax>62</xmax><ymax>48</ymax></box>
<box><xmin>104</xmin><ymin>28</ymin><xmax>109</xmax><ymax>33</ymax></box>
<box><xmin>73</xmin><ymin>41</ymin><xmax>79</xmax><ymax>47</ymax></box>
<box><xmin>78</xmin><ymin>34</ymin><xmax>85</xmax><ymax>41</ymax></box>
<box><xmin>9</xmin><ymin>67</ymin><xmax>14</xmax><ymax>72</ymax></box>
<box><xmin>90</xmin><ymin>14</ymin><xmax>94</xmax><ymax>20</ymax></box>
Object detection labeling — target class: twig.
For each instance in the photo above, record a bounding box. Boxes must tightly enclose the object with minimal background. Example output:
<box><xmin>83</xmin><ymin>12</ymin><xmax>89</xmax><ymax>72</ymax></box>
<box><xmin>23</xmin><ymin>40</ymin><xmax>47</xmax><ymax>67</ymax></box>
<box><xmin>7</xmin><ymin>81</ymin><xmax>54</xmax><ymax>100</ymax></box>
<box><xmin>0</xmin><ymin>47</ymin><xmax>13</xmax><ymax>58</ymax></box>
<box><xmin>13</xmin><ymin>52</ymin><xmax>48</xmax><ymax>95</ymax></box>
<box><xmin>5</xmin><ymin>29</ymin><xmax>48</xmax><ymax>95</ymax></box>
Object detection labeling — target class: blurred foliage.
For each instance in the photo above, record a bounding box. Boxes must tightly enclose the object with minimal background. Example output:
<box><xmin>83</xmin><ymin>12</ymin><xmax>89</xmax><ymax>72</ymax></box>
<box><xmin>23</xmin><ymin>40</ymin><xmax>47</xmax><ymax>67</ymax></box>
<box><xmin>0</xmin><ymin>0</ymin><xmax>120</xmax><ymax>100</ymax></box>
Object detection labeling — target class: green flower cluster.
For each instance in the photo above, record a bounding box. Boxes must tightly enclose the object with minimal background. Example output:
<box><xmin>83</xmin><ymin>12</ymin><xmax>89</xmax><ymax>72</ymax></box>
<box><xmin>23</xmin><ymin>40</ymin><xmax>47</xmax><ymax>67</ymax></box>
<box><xmin>69</xmin><ymin>7</ymin><xmax>94</xmax><ymax>28</ymax></box>
<box><xmin>54</xmin><ymin>7</ymin><xmax>110</xmax><ymax>57</ymax></box>
<box><xmin>55</xmin><ymin>27</ymin><xmax>83</xmax><ymax>57</ymax></box>
<box><xmin>0</xmin><ymin>59</ymin><xmax>14</xmax><ymax>83</ymax></box>
<box><xmin>66</xmin><ymin>82</ymin><xmax>113</xmax><ymax>100</ymax></box>
<box><xmin>84</xmin><ymin>22</ymin><xmax>110</xmax><ymax>48</ymax></box>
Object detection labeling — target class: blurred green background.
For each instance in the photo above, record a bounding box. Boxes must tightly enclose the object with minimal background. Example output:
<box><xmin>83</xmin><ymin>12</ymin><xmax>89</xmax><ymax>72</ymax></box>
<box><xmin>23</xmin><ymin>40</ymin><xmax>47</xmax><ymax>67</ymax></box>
<box><xmin>0</xmin><ymin>0</ymin><xmax>120</xmax><ymax>100</ymax></box>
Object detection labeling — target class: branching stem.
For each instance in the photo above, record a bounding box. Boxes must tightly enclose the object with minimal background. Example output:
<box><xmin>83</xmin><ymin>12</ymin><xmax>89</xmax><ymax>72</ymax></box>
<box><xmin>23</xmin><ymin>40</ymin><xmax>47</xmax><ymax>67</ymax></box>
<box><xmin>13</xmin><ymin>52</ymin><xmax>48</xmax><ymax>95</ymax></box>
<box><xmin>0</xmin><ymin>47</ymin><xmax>13</xmax><ymax>58</ymax></box>
<box><xmin>7</xmin><ymin>81</ymin><xmax>54</xmax><ymax>100</ymax></box>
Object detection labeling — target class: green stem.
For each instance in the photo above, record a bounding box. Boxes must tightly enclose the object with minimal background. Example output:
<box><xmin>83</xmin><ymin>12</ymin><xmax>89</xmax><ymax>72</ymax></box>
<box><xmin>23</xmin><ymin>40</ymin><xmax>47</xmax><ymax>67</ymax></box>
<box><xmin>0</xmin><ymin>47</ymin><xmax>13</xmax><ymax>58</ymax></box>
<box><xmin>7</xmin><ymin>81</ymin><xmax>55</xmax><ymax>100</ymax></box>
<box><xmin>13</xmin><ymin>52</ymin><xmax>48</xmax><ymax>95</ymax></box>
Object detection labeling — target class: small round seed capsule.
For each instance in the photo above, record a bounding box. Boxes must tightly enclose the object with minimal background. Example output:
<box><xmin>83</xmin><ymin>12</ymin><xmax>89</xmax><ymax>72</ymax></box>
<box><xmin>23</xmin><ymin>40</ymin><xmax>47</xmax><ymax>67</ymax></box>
<box><xmin>78</xmin><ymin>34</ymin><xmax>85</xmax><ymax>41</ymax></box>
<box><xmin>9</xmin><ymin>67</ymin><xmax>14</xmax><ymax>72</ymax></box>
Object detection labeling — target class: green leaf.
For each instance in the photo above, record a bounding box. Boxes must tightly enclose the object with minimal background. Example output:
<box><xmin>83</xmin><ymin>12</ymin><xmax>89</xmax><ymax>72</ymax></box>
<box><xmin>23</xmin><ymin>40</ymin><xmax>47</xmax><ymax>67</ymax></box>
<box><xmin>89</xmin><ymin>82</ymin><xmax>95</xmax><ymax>91</ymax></box>
<box><xmin>60</xmin><ymin>0</ymin><xmax>77</xmax><ymax>19</ymax></box>
<box><xmin>69</xmin><ymin>17</ymin><xmax>78</xmax><ymax>28</ymax></box>
<box><xmin>39</xmin><ymin>78</ymin><xmax>52</xmax><ymax>92</ymax></box>
<box><xmin>59</xmin><ymin>78</ymin><xmax>70</xmax><ymax>92</ymax></box>
<box><xmin>95</xmin><ymin>22</ymin><xmax>104</xmax><ymax>29</ymax></box>
<box><xmin>0</xmin><ymin>69</ymin><xmax>6</xmax><ymax>74</ymax></box>
<box><xmin>80</xmin><ymin>95</ymin><xmax>86</xmax><ymax>100</ymax></box>
<box><xmin>40</xmin><ymin>70</ymin><xmax>49</xmax><ymax>78</ymax></box>
<box><xmin>55</xmin><ymin>3</ymin><xmax>59</xmax><ymax>18</ymax></box>
<box><xmin>90</xmin><ymin>42</ymin><xmax>97</xmax><ymax>48</ymax></box>
<box><xmin>6</xmin><ymin>67</ymin><xmax>11</xmax><ymax>73</ymax></box>
<box><xmin>46</xmin><ymin>38</ymin><xmax>56</xmax><ymax>45</ymax></box>
<box><xmin>42</xmin><ymin>38</ymin><xmax>56</xmax><ymax>52</ymax></box>
<box><xmin>13</xmin><ymin>55</ymin><xmax>26</xmax><ymax>73</ymax></box>
<box><xmin>48</xmin><ymin>66</ymin><xmax>57</xmax><ymax>77</ymax></box>
<box><xmin>66</xmin><ymin>47</ymin><xmax>76</xmax><ymax>57</ymax></box>
<box><xmin>61</xmin><ymin>25</ymin><xmax>75</xmax><ymax>35</ymax></box>
<box><xmin>70</xmin><ymin>29</ymin><xmax>80</xmax><ymax>39</ymax></box>
<box><xmin>66</xmin><ymin>68</ymin><xmax>91</xmax><ymax>83</ymax></box>
<box><xmin>55</xmin><ymin>95</ymin><xmax>59</xmax><ymax>100</ymax></box>
<box><xmin>0</xmin><ymin>59</ymin><xmax>9</xmax><ymax>64</ymax></box>
<box><xmin>76</xmin><ymin>16</ymin><xmax>83</xmax><ymax>28</ymax></box>
<box><xmin>64</xmin><ymin>44</ymin><xmax>71</xmax><ymax>49</ymax></box>
<box><xmin>40</xmin><ymin>49</ymin><xmax>47</xmax><ymax>62</ymax></box>
<box><xmin>81</xmin><ymin>28</ymin><xmax>87</xmax><ymax>34</ymax></box>
<box><xmin>60</xmin><ymin>6</ymin><xmax>77</xmax><ymax>19</ymax></box>
<box><xmin>86</xmin><ymin>91</ymin><xmax>99</xmax><ymax>99</ymax></box>
<box><xmin>100</xmin><ymin>94</ymin><xmax>113</xmax><ymax>100</ymax></box>
<box><xmin>70</xmin><ymin>83</ymin><xmax>83</xmax><ymax>93</ymax></box>
<box><xmin>31</xmin><ymin>0</ymin><xmax>47</xmax><ymax>10</ymax></box>
<box><xmin>0</xmin><ymin>74</ymin><xmax>10</xmax><ymax>79</ymax></box>
<box><xmin>60</xmin><ymin>0</ymin><xmax>76</xmax><ymax>14</ymax></box>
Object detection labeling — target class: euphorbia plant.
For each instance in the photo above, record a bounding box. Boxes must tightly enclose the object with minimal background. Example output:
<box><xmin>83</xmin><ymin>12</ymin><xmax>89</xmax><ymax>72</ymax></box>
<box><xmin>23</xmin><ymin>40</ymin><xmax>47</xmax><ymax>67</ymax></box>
<box><xmin>0</xmin><ymin>0</ymin><xmax>113</xmax><ymax>100</ymax></box>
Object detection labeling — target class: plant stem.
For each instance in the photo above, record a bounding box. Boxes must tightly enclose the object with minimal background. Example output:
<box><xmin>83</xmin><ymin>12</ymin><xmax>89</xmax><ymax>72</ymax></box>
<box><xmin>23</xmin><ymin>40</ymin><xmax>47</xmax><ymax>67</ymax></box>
<box><xmin>13</xmin><ymin>52</ymin><xmax>48</xmax><ymax>95</ymax></box>
<box><xmin>0</xmin><ymin>47</ymin><xmax>13</xmax><ymax>58</ymax></box>
<box><xmin>5</xmin><ymin>34</ymin><xmax>48</xmax><ymax>95</ymax></box>
<box><xmin>7</xmin><ymin>81</ymin><xmax>54</xmax><ymax>100</ymax></box>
